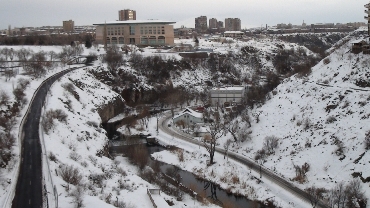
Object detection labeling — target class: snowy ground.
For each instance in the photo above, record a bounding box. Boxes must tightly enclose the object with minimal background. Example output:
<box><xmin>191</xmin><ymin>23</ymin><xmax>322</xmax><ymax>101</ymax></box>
<box><xmin>1</xmin><ymin>31</ymin><xmax>368</xmax><ymax>207</ymax></box>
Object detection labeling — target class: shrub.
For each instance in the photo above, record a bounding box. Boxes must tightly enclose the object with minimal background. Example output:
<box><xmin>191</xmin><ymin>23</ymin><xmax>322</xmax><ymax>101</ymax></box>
<box><xmin>302</xmin><ymin>118</ymin><xmax>311</xmax><ymax>130</ymax></box>
<box><xmin>323</xmin><ymin>57</ymin><xmax>331</xmax><ymax>65</ymax></box>
<box><xmin>326</xmin><ymin>115</ymin><xmax>337</xmax><ymax>124</ymax></box>
<box><xmin>17</xmin><ymin>78</ymin><xmax>30</xmax><ymax>90</ymax></box>
<box><xmin>59</xmin><ymin>164</ymin><xmax>83</xmax><ymax>186</ymax></box>
<box><xmin>364</xmin><ymin>131</ymin><xmax>370</xmax><ymax>150</ymax></box>
<box><xmin>254</xmin><ymin>149</ymin><xmax>267</xmax><ymax>161</ymax></box>
<box><xmin>263</xmin><ymin>136</ymin><xmax>279</xmax><ymax>154</ymax></box>
<box><xmin>48</xmin><ymin>152</ymin><xmax>58</xmax><ymax>163</ymax></box>
<box><xmin>62</xmin><ymin>82</ymin><xmax>80</xmax><ymax>101</ymax></box>
<box><xmin>0</xmin><ymin>90</ymin><xmax>10</xmax><ymax>106</ymax></box>
<box><xmin>41</xmin><ymin>109</ymin><xmax>68</xmax><ymax>134</ymax></box>
<box><xmin>88</xmin><ymin>155</ymin><xmax>97</xmax><ymax>166</ymax></box>
<box><xmin>13</xmin><ymin>87</ymin><xmax>25</xmax><ymax>102</ymax></box>
<box><xmin>69</xmin><ymin>152</ymin><xmax>82</xmax><ymax>161</ymax></box>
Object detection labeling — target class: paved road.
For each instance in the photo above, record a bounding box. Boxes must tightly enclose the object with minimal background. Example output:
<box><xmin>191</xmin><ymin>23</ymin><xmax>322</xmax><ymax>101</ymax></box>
<box><xmin>159</xmin><ymin>112</ymin><xmax>329</xmax><ymax>208</ymax></box>
<box><xmin>12</xmin><ymin>67</ymin><xmax>81</xmax><ymax>208</ymax></box>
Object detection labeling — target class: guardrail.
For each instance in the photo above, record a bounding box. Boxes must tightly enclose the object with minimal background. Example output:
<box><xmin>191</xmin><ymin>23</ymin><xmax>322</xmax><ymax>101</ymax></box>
<box><xmin>2</xmin><ymin>67</ymin><xmax>80</xmax><ymax>208</ymax></box>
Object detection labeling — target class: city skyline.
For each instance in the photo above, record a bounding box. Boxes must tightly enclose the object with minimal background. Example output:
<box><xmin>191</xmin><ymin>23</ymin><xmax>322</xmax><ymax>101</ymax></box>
<box><xmin>1</xmin><ymin>0</ymin><xmax>369</xmax><ymax>30</ymax></box>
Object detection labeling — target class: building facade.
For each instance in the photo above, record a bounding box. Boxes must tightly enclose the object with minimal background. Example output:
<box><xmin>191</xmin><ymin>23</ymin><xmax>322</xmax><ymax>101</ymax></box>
<box><xmin>225</xmin><ymin>18</ymin><xmax>241</xmax><ymax>31</ymax></box>
<box><xmin>94</xmin><ymin>20</ymin><xmax>175</xmax><ymax>46</ymax></box>
<box><xmin>209</xmin><ymin>18</ymin><xmax>218</xmax><ymax>29</ymax></box>
<box><xmin>119</xmin><ymin>9</ymin><xmax>136</xmax><ymax>21</ymax></box>
<box><xmin>365</xmin><ymin>2</ymin><xmax>370</xmax><ymax>35</ymax></box>
<box><xmin>63</xmin><ymin>20</ymin><xmax>74</xmax><ymax>32</ymax></box>
<box><xmin>195</xmin><ymin>16</ymin><xmax>208</xmax><ymax>33</ymax></box>
<box><xmin>210</xmin><ymin>86</ymin><xmax>245</xmax><ymax>106</ymax></box>
<box><xmin>224</xmin><ymin>31</ymin><xmax>244</xmax><ymax>38</ymax></box>
<box><xmin>173</xmin><ymin>108</ymin><xmax>204</xmax><ymax>126</ymax></box>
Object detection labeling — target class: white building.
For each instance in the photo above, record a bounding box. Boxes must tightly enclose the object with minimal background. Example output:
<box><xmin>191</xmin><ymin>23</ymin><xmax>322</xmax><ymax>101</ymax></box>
<box><xmin>173</xmin><ymin>108</ymin><xmax>204</xmax><ymax>126</ymax></box>
<box><xmin>210</xmin><ymin>86</ymin><xmax>245</xmax><ymax>106</ymax></box>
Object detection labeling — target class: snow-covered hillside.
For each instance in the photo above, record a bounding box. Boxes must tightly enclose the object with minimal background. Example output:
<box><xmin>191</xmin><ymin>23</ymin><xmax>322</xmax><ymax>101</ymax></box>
<box><xmin>232</xmin><ymin>34</ymin><xmax>370</xmax><ymax>203</ymax></box>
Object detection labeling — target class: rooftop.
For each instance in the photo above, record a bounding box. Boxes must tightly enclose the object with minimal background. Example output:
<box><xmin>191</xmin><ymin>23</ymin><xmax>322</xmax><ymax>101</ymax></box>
<box><xmin>93</xmin><ymin>20</ymin><xmax>176</xmax><ymax>26</ymax></box>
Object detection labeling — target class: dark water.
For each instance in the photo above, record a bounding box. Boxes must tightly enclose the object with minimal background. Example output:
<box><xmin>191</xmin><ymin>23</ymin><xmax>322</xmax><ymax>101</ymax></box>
<box><xmin>110</xmin><ymin>143</ymin><xmax>260</xmax><ymax>208</ymax></box>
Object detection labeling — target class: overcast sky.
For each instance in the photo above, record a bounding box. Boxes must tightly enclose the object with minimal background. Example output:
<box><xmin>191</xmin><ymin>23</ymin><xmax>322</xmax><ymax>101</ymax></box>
<box><xmin>1</xmin><ymin>0</ymin><xmax>369</xmax><ymax>30</ymax></box>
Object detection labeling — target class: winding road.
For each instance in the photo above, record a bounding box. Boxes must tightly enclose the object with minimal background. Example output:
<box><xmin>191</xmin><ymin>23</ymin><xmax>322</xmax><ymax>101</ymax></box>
<box><xmin>11</xmin><ymin>67</ymin><xmax>82</xmax><ymax>208</ymax></box>
<box><xmin>159</xmin><ymin>112</ymin><xmax>329</xmax><ymax>208</ymax></box>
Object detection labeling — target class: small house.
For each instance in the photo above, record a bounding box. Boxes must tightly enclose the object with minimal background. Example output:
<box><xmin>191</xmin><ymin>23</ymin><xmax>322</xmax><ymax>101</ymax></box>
<box><xmin>173</xmin><ymin>108</ymin><xmax>204</xmax><ymax>127</ymax></box>
<box><xmin>351</xmin><ymin>39</ymin><xmax>367</xmax><ymax>54</ymax></box>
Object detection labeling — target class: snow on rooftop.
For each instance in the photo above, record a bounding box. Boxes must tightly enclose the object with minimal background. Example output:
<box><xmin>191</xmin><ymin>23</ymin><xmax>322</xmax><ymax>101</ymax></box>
<box><xmin>94</xmin><ymin>20</ymin><xmax>176</xmax><ymax>25</ymax></box>
<box><xmin>173</xmin><ymin>107</ymin><xmax>203</xmax><ymax>119</ymax></box>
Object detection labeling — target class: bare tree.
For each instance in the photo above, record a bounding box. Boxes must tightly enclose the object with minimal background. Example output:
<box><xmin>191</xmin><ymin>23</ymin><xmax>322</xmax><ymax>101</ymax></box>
<box><xmin>203</xmin><ymin>121</ymin><xmax>223</xmax><ymax>165</ymax></box>
<box><xmin>104</xmin><ymin>45</ymin><xmax>123</xmax><ymax>76</ymax></box>
<box><xmin>344</xmin><ymin>179</ymin><xmax>366</xmax><ymax>208</ymax></box>
<box><xmin>306</xmin><ymin>186</ymin><xmax>325</xmax><ymax>208</ymax></box>
<box><xmin>263</xmin><ymin>136</ymin><xmax>279</xmax><ymax>154</ymax></box>
<box><xmin>330</xmin><ymin>182</ymin><xmax>346</xmax><ymax>208</ymax></box>
<box><xmin>223</xmin><ymin>138</ymin><xmax>233</xmax><ymax>160</ymax></box>
<box><xmin>225</xmin><ymin>120</ymin><xmax>239</xmax><ymax>142</ymax></box>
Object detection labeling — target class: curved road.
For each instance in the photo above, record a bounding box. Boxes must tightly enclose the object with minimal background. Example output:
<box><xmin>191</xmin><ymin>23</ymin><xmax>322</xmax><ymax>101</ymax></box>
<box><xmin>159</xmin><ymin>112</ymin><xmax>329</xmax><ymax>208</ymax></box>
<box><xmin>11</xmin><ymin>67</ymin><xmax>82</xmax><ymax>208</ymax></box>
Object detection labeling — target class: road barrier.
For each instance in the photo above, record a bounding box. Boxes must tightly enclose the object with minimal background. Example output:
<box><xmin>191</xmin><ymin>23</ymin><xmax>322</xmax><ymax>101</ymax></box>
<box><xmin>2</xmin><ymin>67</ymin><xmax>81</xmax><ymax>208</ymax></box>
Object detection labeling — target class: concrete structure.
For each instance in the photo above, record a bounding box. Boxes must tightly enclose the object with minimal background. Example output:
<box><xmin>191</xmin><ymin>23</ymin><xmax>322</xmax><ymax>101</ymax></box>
<box><xmin>93</xmin><ymin>20</ymin><xmax>175</xmax><ymax>46</ymax></box>
<box><xmin>210</xmin><ymin>86</ymin><xmax>245</xmax><ymax>106</ymax></box>
<box><xmin>225</xmin><ymin>18</ymin><xmax>241</xmax><ymax>31</ymax></box>
<box><xmin>195</xmin><ymin>16</ymin><xmax>208</xmax><ymax>33</ymax></box>
<box><xmin>365</xmin><ymin>2</ymin><xmax>370</xmax><ymax>35</ymax></box>
<box><xmin>63</xmin><ymin>20</ymin><xmax>74</xmax><ymax>32</ymax></box>
<box><xmin>224</xmin><ymin>31</ymin><xmax>244</xmax><ymax>38</ymax></box>
<box><xmin>119</xmin><ymin>9</ymin><xmax>136</xmax><ymax>21</ymax></box>
<box><xmin>218</xmin><ymin>21</ymin><xmax>224</xmax><ymax>28</ymax></box>
<box><xmin>209</xmin><ymin>18</ymin><xmax>218</xmax><ymax>29</ymax></box>
<box><xmin>147</xmin><ymin>189</ymin><xmax>170</xmax><ymax>208</ymax></box>
<box><xmin>173</xmin><ymin>108</ymin><xmax>204</xmax><ymax>126</ymax></box>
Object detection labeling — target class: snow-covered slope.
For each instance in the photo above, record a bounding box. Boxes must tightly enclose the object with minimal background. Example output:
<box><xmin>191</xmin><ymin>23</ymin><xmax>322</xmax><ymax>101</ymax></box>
<box><xmin>237</xmin><ymin>34</ymin><xmax>370</xmax><ymax>200</ymax></box>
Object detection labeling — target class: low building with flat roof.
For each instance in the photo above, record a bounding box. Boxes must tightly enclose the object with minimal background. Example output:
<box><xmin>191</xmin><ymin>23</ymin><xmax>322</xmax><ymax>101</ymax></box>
<box><xmin>210</xmin><ymin>86</ymin><xmax>245</xmax><ymax>106</ymax></box>
<box><xmin>224</xmin><ymin>31</ymin><xmax>244</xmax><ymax>38</ymax></box>
<box><xmin>93</xmin><ymin>20</ymin><xmax>176</xmax><ymax>46</ymax></box>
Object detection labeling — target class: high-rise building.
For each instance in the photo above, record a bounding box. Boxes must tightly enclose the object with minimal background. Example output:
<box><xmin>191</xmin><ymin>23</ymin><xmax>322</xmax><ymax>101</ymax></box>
<box><xmin>119</xmin><ymin>9</ymin><xmax>136</xmax><ymax>21</ymax></box>
<box><xmin>195</xmin><ymin>16</ymin><xmax>208</xmax><ymax>33</ymax></box>
<box><xmin>217</xmin><ymin>21</ymin><xmax>224</xmax><ymax>28</ymax></box>
<box><xmin>225</xmin><ymin>18</ymin><xmax>241</xmax><ymax>31</ymax></box>
<box><xmin>365</xmin><ymin>2</ymin><xmax>370</xmax><ymax>35</ymax></box>
<box><xmin>209</xmin><ymin>18</ymin><xmax>218</xmax><ymax>29</ymax></box>
<box><xmin>63</xmin><ymin>20</ymin><xmax>74</xmax><ymax>32</ymax></box>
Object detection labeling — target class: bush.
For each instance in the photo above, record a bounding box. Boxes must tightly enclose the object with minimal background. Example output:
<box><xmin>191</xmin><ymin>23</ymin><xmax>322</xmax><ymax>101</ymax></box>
<box><xmin>323</xmin><ymin>57</ymin><xmax>331</xmax><ymax>65</ymax></box>
<box><xmin>69</xmin><ymin>152</ymin><xmax>82</xmax><ymax>161</ymax></box>
<box><xmin>42</xmin><ymin>109</ymin><xmax>68</xmax><ymax>134</ymax></box>
<box><xmin>326</xmin><ymin>115</ymin><xmax>337</xmax><ymax>124</ymax></box>
<box><xmin>0</xmin><ymin>90</ymin><xmax>10</xmax><ymax>106</ymax></box>
<box><xmin>13</xmin><ymin>87</ymin><xmax>25</xmax><ymax>102</ymax></box>
<box><xmin>263</xmin><ymin>136</ymin><xmax>279</xmax><ymax>154</ymax></box>
<box><xmin>62</xmin><ymin>82</ymin><xmax>79</xmax><ymax>101</ymax></box>
<box><xmin>17</xmin><ymin>78</ymin><xmax>30</xmax><ymax>90</ymax></box>
<box><xmin>364</xmin><ymin>131</ymin><xmax>370</xmax><ymax>150</ymax></box>
<box><xmin>59</xmin><ymin>164</ymin><xmax>83</xmax><ymax>186</ymax></box>
<box><xmin>48</xmin><ymin>152</ymin><xmax>58</xmax><ymax>163</ymax></box>
<box><xmin>254</xmin><ymin>149</ymin><xmax>267</xmax><ymax>161</ymax></box>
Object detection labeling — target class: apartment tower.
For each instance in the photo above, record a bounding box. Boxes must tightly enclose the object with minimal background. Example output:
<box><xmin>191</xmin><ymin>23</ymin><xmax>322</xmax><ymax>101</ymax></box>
<box><xmin>225</xmin><ymin>18</ymin><xmax>241</xmax><ymax>31</ymax></box>
<box><xmin>119</xmin><ymin>9</ymin><xmax>136</xmax><ymax>21</ymax></box>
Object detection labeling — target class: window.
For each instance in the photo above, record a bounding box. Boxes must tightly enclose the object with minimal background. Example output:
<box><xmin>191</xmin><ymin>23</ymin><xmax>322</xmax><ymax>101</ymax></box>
<box><xmin>130</xmin><ymin>26</ymin><xmax>135</xmax><ymax>35</ymax></box>
<box><xmin>129</xmin><ymin>38</ymin><xmax>135</xmax><ymax>44</ymax></box>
